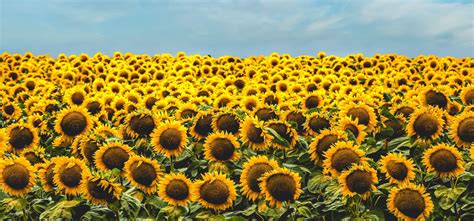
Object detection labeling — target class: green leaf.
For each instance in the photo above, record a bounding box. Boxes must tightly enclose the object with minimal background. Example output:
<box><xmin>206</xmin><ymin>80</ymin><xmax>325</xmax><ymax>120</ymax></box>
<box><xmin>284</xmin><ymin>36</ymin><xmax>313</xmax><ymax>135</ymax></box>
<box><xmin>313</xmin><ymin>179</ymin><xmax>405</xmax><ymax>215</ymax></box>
<box><xmin>434</xmin><ymin>185</ymin><xmax>467</xmax><ymax>210</ymax></box>
<box><xmin>298</xmin><ymin>206</ymin><xmax>314</xmax><ymax>218</ymax></box>
<box><xmin>265</xmin><ymin>127</ymin><xmax>290</xmax><ymax>147</ymax></box>
<box><xmin>361</xmin><ymin>208</ymin><xmax>385</xmax><ymax>221</ymax></box>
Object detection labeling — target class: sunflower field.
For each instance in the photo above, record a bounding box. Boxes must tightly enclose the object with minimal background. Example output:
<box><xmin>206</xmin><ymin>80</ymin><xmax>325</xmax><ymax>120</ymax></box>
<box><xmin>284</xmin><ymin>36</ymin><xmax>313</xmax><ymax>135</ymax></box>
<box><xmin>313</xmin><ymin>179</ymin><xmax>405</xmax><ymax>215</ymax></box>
<box><xmin>0</xmin><ymin>51</ymin><xmax>473</xmax><ymax>220</ymax></box>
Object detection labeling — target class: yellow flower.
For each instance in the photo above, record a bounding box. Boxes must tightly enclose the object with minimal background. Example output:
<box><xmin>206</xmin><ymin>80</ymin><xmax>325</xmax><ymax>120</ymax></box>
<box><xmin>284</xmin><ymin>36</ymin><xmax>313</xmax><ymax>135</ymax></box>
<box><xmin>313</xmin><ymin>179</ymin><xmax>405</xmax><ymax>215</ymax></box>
<box><xmin>339</xmin><ymin>163</ymin><xmax>378</xmax><ymax>199</ymax></box>
<box><xmin>259</xmin><ymin>168</ymin><xmax>303</xmax><ymax>208</ymax></box>
<box><xmin>379</xmin><ymin>153</ymin><xmax>416</xmax><ymax>184</ymax></box>
<box><xmin>151</xmin><ymin>120</ymin><xmax>188</xmax><ymax>157</ymax></box>
<box><xmin>158</xmin><ymin>173</ymin><xmax>194</xmax><ymax>207</ymax></box>
<box><xmin>192</xmin><ymin>172</ymin><xmax>237</xmax><ymax>211</ymax></box>
<box><xmin>240</xmin><ymin>156</ymin><xmax>280</xmax><ymax>201</ymax></box>
<box><xmin>0</xmin><ymin>156</ymin><xmax>35</xmax><ymax>197</ymax></box>
<box><xmin>422</xmin><ymin>143</ymin><xmax>465</xmax><ymax>179</ymax></box>
<box><xmin>387</xmin><ymin>183</ymin><xmax>434</xmax><ymax>221</ymax></box>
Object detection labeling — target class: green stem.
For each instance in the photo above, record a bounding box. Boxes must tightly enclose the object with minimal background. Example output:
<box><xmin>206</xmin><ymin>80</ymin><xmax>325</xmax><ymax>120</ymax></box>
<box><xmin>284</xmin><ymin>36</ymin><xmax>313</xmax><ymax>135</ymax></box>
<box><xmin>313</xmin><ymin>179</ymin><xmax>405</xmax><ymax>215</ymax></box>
<box><xmin>170</xmin><ymin>155</ymin><xmax>175</xmax><ymax>172</ymax></box>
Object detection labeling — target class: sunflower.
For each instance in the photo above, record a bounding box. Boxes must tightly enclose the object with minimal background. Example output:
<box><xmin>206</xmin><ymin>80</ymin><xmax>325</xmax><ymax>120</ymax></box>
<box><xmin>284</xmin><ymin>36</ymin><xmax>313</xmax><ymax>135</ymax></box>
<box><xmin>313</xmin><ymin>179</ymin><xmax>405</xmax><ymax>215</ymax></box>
<box><xmin>265</xmin><ymin>120</ymin><xmax>298</xmax><ymax>150</ymax></box>
<box><xmin>2</xmin><ymin>100</ymin><xmax>22</xmax><ymax>120</ymax></box>
<box><xmin>6</xmin><ymin>122</ymin><xmax>39</xmax><ymax>153</ymax></box>
<box><xmin>38</xmin><ymin>159</ymin><xmax>58</xmax><ymax>192</ymax></box>
<box><xmin>422</xmin><ymin>143</ymin><xmax>465</xmax><ymax>179</ymax></box>
<box><xmin>420</xmin><ymin>86</ymin><xmax>449</xmax><ymax>109</ymax></box>
<box><xmin>449</xmin><ymin>111</ymin><xmax>474</xmax><ymax>148</ymax></box>
<box><xmin>240</xmin><ymin>96</ymin><xmax>259</xmax><ymax>112</ymax></box>
<box><xmin>212</xmin><ymin>111</ymin><xmax>241</xmax><ymax>135</ymax></box>
<box><xmin>192</xmin><ymin>172</ymin><xmax>237</xmax><ymax>211</ymax></box>
<box><xmin>259</xmin><ymin>168</ymin><xmax>303</xmax><ymax>208</ymax></box>
<box><xmin>240</xmin><ymin>156</ymin><xmax>280</xmax><ymax>201</ymax></box>
<box><xmin>339</xmin><ymin>163</ymin><xmax>378</xmax><ymax>199</ymax></box>
<box><xmin>282</xmin><ymin>108</ymin><xmax>306</xmax><ymax>132</ymax></box>
<box><xmin>406</xmin><ymin>106</ymin><xmax>444</xmax><ymax>142</ymax></box>
<box><xmin>379</xmin><ymin>153</ymin><xmax>416</xmax><ymax>184</ymax></box>
<box><xmin>95</xmin><ymin>142</ymin><xmax>132</xmax><ymax>172</ymax></box>
<box><xmin>308</xmin><ymin>129</ymin><xmax>347</xmax><ymax>165</ymax></box>
<box><xmin>190</xmin><ymin>111</ymin><xmax>214</xmax><ymax>140</ymax></box>
<box><xmin>337</xmin><ymin>116</ymin><xmax>367</xmax><ymax>143</ymax></box>
<box><xmin>0</xmin><ymin>129</ymin><xmax>8</xmax><ymax>155</ymax></box>
<box><xmin>304</xmin><ymin>112</ymin><xmax>331</xmax><ymax>135</ymax></box>
<box><xmin>124</xmin><ymin>155</ymin><xmax>162</xmax><ymax>194</ymax></box>
<box><xmin>387</xmin><ymin>183</ymin><xmax>434</xmax><ymax>221</ymax></box>
<box><xmin>83</xmin><ymin>97</ymin><xmax>103</xmax><ymax>116</ymax></box>
<box><xmin>176</xmin><ymin>103</ymin><xmax>198</xmax><ymax>120</ymax></box>
<box><xmin>203</xmin><ymin>132</ymin><xmax>240</xmax><ymax>162</ymax></box>
<box><xmin>253</xmin><ymin>104</ymin><xmax>279</xmax><ymax>122</ymax></box>
<box><xmin>53</xmin><ymin>157</ymin><xmax>89</xmax><ymax>196</ymax></box>
<box><xmin>0</xmin><ymin>156</ymin><xmax>35</xmax><ymax>197</ymax></box>
<box><xmin>125</xmin><ymin>110</ymin><xmax>158</xmax><ymax>138</ymax></box>
<box><xmin>302</xmin><ymin>92</ymin><xmax>324</xmax><ymax>111</ymax></box>
<box><xmin>82</xmin><ymin>173</ymin><xmax>122</xmax><ymax>205</ymax></box>
<box><xmin>391</xmin><ymin>102</ymin><xmax>416</xmax><ymax>119</ymax></box>
<box><xmin>460</xmin><ymin>84</ymin><xmax>474</xmax><ymax>105</ymax></box>
<box><xmin>340</xmin><ymin>102</ymin><xmax>377</xmax><ymax>131</ymax></box>
<box><xmin>55</xmin><ymin>106</ymin><xmax>93</xmax><ymax>138</ymax></box>
<box><xmin>239</xmin><ymin>116</ymin><xmax>271</xmax><ymax>151</ymax></box>
<box><xmin>158</xmin><ymin>173</ymin><xmax>194</xmax><ymax>206</ymax></box>
<box><xmin>323</xmin><ymin>141</ymin><xmax>368</xmax><ymax>177</ymax></box>
<box><xmin>64</xmin><ymin>86</ymin><xmax>87</xmax><ymax>106</ymax></box>
<box><xmin>151</xmin><ymin>121</ymin><xmax>188</xmax><ymax>157</ymax></box>
<box><xmin>22</xmin><ymin>146</ymin><xmax>46</xmax><ymax>166</ymax></box>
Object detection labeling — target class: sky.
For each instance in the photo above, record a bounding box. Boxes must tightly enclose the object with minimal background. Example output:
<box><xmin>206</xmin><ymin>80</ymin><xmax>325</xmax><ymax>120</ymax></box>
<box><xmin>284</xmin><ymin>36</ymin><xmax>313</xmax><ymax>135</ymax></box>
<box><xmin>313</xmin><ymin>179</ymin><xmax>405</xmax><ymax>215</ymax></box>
<box><xmin>1</xmin><ymin>0</ymin><xmax>473</xmax><ymax>58</ymax></box>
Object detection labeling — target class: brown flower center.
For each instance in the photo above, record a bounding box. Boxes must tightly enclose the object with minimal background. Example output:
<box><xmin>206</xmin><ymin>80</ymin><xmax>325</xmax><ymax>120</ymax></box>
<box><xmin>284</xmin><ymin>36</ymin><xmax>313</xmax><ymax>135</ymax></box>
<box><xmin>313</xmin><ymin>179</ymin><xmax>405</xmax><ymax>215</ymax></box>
<box><xmin>59</xmin><ymin>164</ymin><xmax>82</xmax><ymax>187</ymax></box>
<box><xmin>165</xmin><ymin>179</ymin><xmax>189</xmax><ymax>200</ymax></box>
<box><xmin>266</xmin><ymin>174</ymin><xmax>296</xmax><ymax>201</ymax></box>
<box><xmin>4</xmin><ymin>105</ymin><xmax>14</xmax><ymax>115</ymax></box>
<box><xmin>86</xmin><ymin>101</ymin><xmax>101</xmax><ymax>115</ymax></box>
<box><xmin>344</xmin><ymin>124</ymin><xmax>359</xmax><ymax>137</ymax></box>
<box><xmin>24</xmin><ymin>152</ymin><xmax>44</xmax><ymax>165</ymax></box>
<box><xmin>102</xmin><ymin>147</ymin><xmax>129</xmax><ymax>170</ymax></box>
<box><xmin>130</xmin><ymin>161</ymin><xmax>157</xmax><ymax>186</ymax></box>
<box><xmin>60</xmin><ymin>112</ymin><xmax>88</xmax><ymax>136</ymax></box>
<box><xmin>413</xmin><ymin>113</ymin><xmax>439</xmax><ymax>138</ymax></box>
<box><xmin>457</xmin><ymin>117</ymin><xmax>474</xmax><ymax>142</ymax></box>
<box><xmin>386</xmin><ymin>161</ymin><xmax>408</xmax><ymax>181</ymax></box>
<box><xmin>246</xmin><ymin>163</ymin><xmax>273</xmax><ymax>192</ymax></box>
<box><xmin>246</xmin><ymin>124</ymin><xmax>265</xmax><ymax>144</ymax></box>
<box><xmin>9</xmin><ymin>127</ymin><xmax>34</xmax><ymax>150</ymax></box>
<box><xmin>268</xmin><ymin>123</ymin><xmax>292</xmax><ymax>144</ymax></box>
<box><xmin>305</xmin><ymin>96</ymin><xmax>320</xmax><ymax>109</ymax></box>
<box><xmin>429</xmin><ymin>149</ymin><xmax>457</xmax><ymax>172</ymax></box>
<box><xmin>394</xmin><ymin>189</ymin><xmax>425</xmax><ymax>219</ymax></box>
<box><xmin>286</xmin><ymin>112</ymin><xmax>306</xmax><ymax>130</ymax></box>
<box><xmin>130</xmin><ymin>115</ymin><xmax>155</xmax><ymax>136</ymax></box>
<box><xmin>255</xmin><ymin>108</ymin><xmax>278</xmax><ymax>122</ymax></box>
<box><xmin>159</xmin><ymin>128</ymin><xmax>183</xmax><ymax>150</ymax></box>
<box><xmin>181</xmin><ymin>109</ymin><xmax>197</xmax><ymax>119</ymax></box>
<box><xmin>315</xmin><ymin>135</ymin><xmax>338</xmax><ymax>158</ymax></box>
<box><xmin>87</xmin><ymin>179</ymin><xmax>115</xmax><ymax>202</ymax></box>
<box><xmin>331</xmin><ymin>148</ymin><xmax>360</xmax><ymax>172</ymax></box>
<box><xmin>216</xmin><ymin>114</ymin><xmax>240</xmax><ymax>134</ymax></box>
<box><xmin>2</xmin><ymin>164</ymin><xmax>29</xmax><ymax>189</ymax></box>
<box><xmin>200</xmin><ymin>179</ymin><xmax>230</xmax><ymax>204</ymax></box>
<box><xmin>395</xmin><ymin>107</ymin><xmax>414</xmax><ymax>119</ymax></box>
<box><xmin>425</xmin><ymin>90</ymin><xmax>447</xmax><ymax>109</ymax></box>
<box><xmin>194</xmin><ymin>114</ymin><xmax>213</xmax><ymax>137</ymax></box>
<box><xmin>346</xmin><ymin>170</ymin><xmax>372</xmax><ymax>194</ymax></box>
<box><xmin>464</xmin><ymin>89</ymin><xmax>474</xmax><ymax>105</ymax></box>
<box><xmin>347</xmin><ymin>107</ymin><xmax>370</xmax><ymax>126</ymax></box>
<box><xmin>71</xmin><ymin>92</ymin><xmax>85</xmax><ymax>105</ymax></box>
<box><xmin>45</xmin><ymin>164</ymin><xmax>56</xmax><ymax>188</ymax></box>
<box><xmin>210</xmin><ymin>138</ymin><xmax>236</xmax><ymax>161</ymax></box>
<box><xmin>83</xmin><ymin>141</ymin><xmax>99</xmax><ymax>163</ymax></box>
<box><xmin>309</xmin><ymin>117</ymin><xmax>330</xmax><ymax>133</ymax></box>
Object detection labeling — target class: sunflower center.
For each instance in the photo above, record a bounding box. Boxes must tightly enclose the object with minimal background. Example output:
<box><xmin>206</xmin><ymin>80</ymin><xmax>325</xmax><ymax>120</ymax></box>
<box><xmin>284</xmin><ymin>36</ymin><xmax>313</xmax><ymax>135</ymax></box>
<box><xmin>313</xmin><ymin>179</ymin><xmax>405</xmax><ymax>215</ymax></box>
<box><xmin>2</xmin><ymin>164</ymin><xmax>29</xmax><ymax>189</ymax></box>
<box><xmin>102</xmin><ymin>147</ymin><xmax>130</xmax><ymax>170</ymax></box>
<box><xmin>60</xmin><ymin>112</ymin><xmax>88</xmax><ymax>136</ymax></box>
<box><xmin>210</xmin><ymin>138</ymin><xmax>236</xmax><ymax>161</ymax></box>
<box><xmin>247</xmin><ymin>163</ymin><xmax>273</xmax><ymax>192</ymax></box>
<box><xmin>464</xmin><ymin>90</ymin><xmax>474</xmax><ymax>105</ymax></box>
<box><xmin>71</xmin><ymin>92</ymin><xmax>85</xmax><ymax>105</ymax></box>
<box><xmin>266</xmin><ymin>174</ymin><xmax>296</xmax><ymax>201</ymax></box>
<box><xmin>386</xmin><ymin>161</ymin><xmax>408</xmax><ymax>181</ymax></box>
<box><xmin>413</xmin><ymin>113</ymin><xmax>438</xmax><ymax>138</ymax></box>
<box><xmin>429</xmin><ymin>149</ymin><xmax>457</xmax><ymax>172</ymax></box>
<box><xmin>159</xmin><ymin>128</ymin><xmax>183</xmax><ymax>150</ymax></box>
<box><xmin>347</xmin><ymin>107</ymin><xmax>370</xmax><ymax>126</ymax></box>
<box><xmin>394</xmin><ymin>189</ymin><xmax>425</xmax><ymax>219</ymax></box>
<box><xmin>425</xmin><ymin>90</ymin><xmax>447</xmax><ymax>109</ymax></box>
<box><xmin>316</xmin><ymin>135</ymin><xmax>338</xmax><ymax>158</ymax></box>
<box><xmin>83</xmin><ymin>141</ymin><xmax>99</xmax><ymax>163</ymax></box>
<box><xmin>24</xmin><ymin>152</ymin><xmax>44</xmax><ymax>165</ymax></box>
<box><xmin>130</xmin><ymin>161</ymin><xmax>157</xmax><ymax>186</ymax></box>
<box><xmin>268</xmin><ymin>123</ymin><xmax>292</xmax><ymax>144</ymax></box>
<box><xmin>255</xmin><ymin>108</ymin><xmax>278</xmax><ymax>122</ymax></box>
<box><xmin>165</xmin><ymin>180</ymin><xmax>189</xmax><ymax>200</ymax></box>
<box><xmin>9</xmin><ymin>127</ymin><xmax>34</xmax><ymax>150</ymax></box>
<box><xmin>457</xmin><ymin>117</ymin><xmax>474</xmax><ymax>142</ymax></box>
<box><xmin>331</xmin><ymin>148</ymin><xmax>360</xmax><ymax>172</ymax></box>
<box><xmin>45</xmin><ymin>164</ymin><xmax>56</xmax><ymax>188</ymax></box>
<box><xmin>395</xmin><ymin>107</ymin><xmax>414</xmax><ymax>119</ymax></box>
<box><xmin>59</xmin><ymin>165</ymin><xmax>82</xmax><ymax>187</ymax></box>
<box><xmin>286</xmin><ymin>112</ymin><xmax>306</xmax><ymax>129</ymax></box>
<box><xmin>245</xmin><ymin>101</ymin><xmax>257</xmax><ymax>111</ymax></box>
<box><xmin>216</xmin><ymin>114</ymin><xmax>240</xmax><ymax>134</ymax></box>
<box><xmin>86</xmin><ymin>101</ymin><xmax>101</xmax><ymax>115</ymax></box>
<box><xmin>130</xmin><ymin>115</ymin><xmax>155</xmax><ymax>136</ymax></box>
<box><xmin>346</xmin><ymin>170</ymin><xmax>372</xmax><ymax>194</ymax></box>
<box><xmin>87</xmin><ymin>180</ymin><xmax>115</xmax><ymax>201</ymax></box>
<box><xmin>344</xmin><ymin>124</ymin><xmax>359</xmax><ymax>137</ymax></box>
<box><xmin>305</xmin><ymin>96</ymin><xmax>320</xmax><ymax>109</ymax></box>
<box><xmin>4</xmin><ymin>105</ymin><xmax>14</xmax><ymax>115</ymax></box>
<box><xmin>200</xmin><ymin>180</ymin><xmax>230</xmax><ymax>204</ymax></box>
<box><xmin>145</xmin><ymin>97</ymin><xmax>158</xmax><ymax>109</ymax></box>
<box><xmin>194</xmin><ymin>114</ymin><xmax>213</xmax><ymax>137</ymax></box>
<box><xmin>309</xmin><ymin>117</ymin><xmax>330</xmax><ymax>133</ymax></box>
<box><xmin>246</xmin><ymin>124</ymin><xmax>265</xmax><ymax>144</ymax></box>
<box><xmin>181</xmin><ymin>109</ymin><xmax>197</xmax><ymax>119</ymax></box>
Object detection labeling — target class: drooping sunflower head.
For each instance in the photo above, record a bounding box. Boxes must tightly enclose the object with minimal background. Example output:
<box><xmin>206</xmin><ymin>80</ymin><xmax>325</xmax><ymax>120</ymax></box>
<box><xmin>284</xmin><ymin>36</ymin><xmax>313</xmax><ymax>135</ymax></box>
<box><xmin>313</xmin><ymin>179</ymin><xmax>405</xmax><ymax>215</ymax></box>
<box><xmin>151</xmin><ymin>120</ymin><xmax>188</xmax><ymax>157</ymax></box>
<box><xmin>22</xmin><ymin>146</ymin><xmax>46</xmax><ymax>166</ymax></box>
<box><xmin>259</xmin><ymin>168</ymin><xmax>302</xmax><ymax>208</ymax></box>
<box><xmin>282</xmin><ymin>108</ymin><xmax>306</xmax><ymax>133</ymax></box>
<box><xmin>337</xmin><ymin>116</ymin><xmax>367</xmax><ymax>144</ymax></box>
<box><xmin>422</xmin><ymin>143</ymin><xmax>465</xmax><ymax>179</ymax></box>
<box><xmin>379</xmin><ymin>153</ymin><xmax>416</xmax><ymax>184</ymax></box>
<box><xmin>308</xmin><ymin>129</ymin><xmax>347</xmax><ymax>165</ymax></box>
<box><xmin>265</xmin><ymin>120</ymin><xmax>298</xmax><ymax>150</ymax></box>
<box><xmin>406</xmin><ymin>106</ymin><xmax>445</xmax><ymax>142</ymax></box>
<box><xmin>125</xmin><ymin>110</ymin><xmax>158</xmax><ymax>138</ymax></box>
<box><xmin>94</xmin><ymin>142</ymin><xmax>132</xmax><ymax>172</ymax></box>
<box><xmin>212</xmin><ymin>111</ymin><xmax>241</xmax><ymax>135</ymax></box>
<box><xmin>323</xmin><ymin>141</ymin><xmax>367</xmax><ymax>177</ymax></box>
<box><xmin>253</xmin><ymin>104</ymin><xmax>279</xmax><ymax>122</ymax></box>
<box><xmin>38</xmin><ymin>159</ymin><xmax>58</xmax><ymax>192</ymax></box>
<box><xmin>388</xmin><ymin>183</ymin><xmax>434</xmax><ymax>221</ymax></box>
<box><xmin>176</xmin><ymin>103</ymin><xmax>198</xmax><ymax>120</ymax></box>
<box><xmin>341</xmin><ymin>102</ymin><xmax>377</xmax><ymax>131</ymax></box>
<box><xmin>192</xmin><ymin>172</ymin><xmax>237</xmax><ymax>211</ymax></box>
<box><xmin>82</xmin><ymin>173</ymin><xmax>122</xmax><ymax>205</ymax></box>
<box><xmin>460</xmin><ymin>84</ymin><xmax>474</xmax><ymax>105</ymax></box>
<box><xmin>6</xmin><ymin>123</ymin><xmax>39</xmax><ymax>153</ymax></box>
<box><xmin>304</xmin><ymin>112</ymin><xmax>331</xmax><ymax>135</ymax></box>
<box><xmin>158</xmin><ymin>173</ymin><xmax>194</xmax><ymax>207</ymax></box>
<box><xmin>53</xmin><ymin>157</ymin><xmax>89</xmax><ymax>196</ymax></box>
<box><xmin>54</xmin><ymin>106</ymin><xmax>93</xmax><ymax>138</ymax></box>
<box><xmin>449</xmin><ymin>111</ymin><xmax>474</xmax><ymax>148</ymax></box>
<box><xmin>124</xmin><ymin>155</ymin><xmax>162</xmax><ymax>194</ymax></box>
<box><xmin>338</xmin><ymin>163</ymin><xmax>378</xmax><ymax>199</ymax></box>
<box><xmin>0</xmin><ymin>156</ymin><xmax>35</xmax><ymax>197</ymax></box>
<box><xmin>239</xmin><ymin>116</ymin><xmax>270</xmax><ymax>151</ymax></box>
<box><xmin>240</xmin><ymin>156</ymin><xmax>280</xmax><ymax>201</ymax></box>
<box><xmin>190</xmin><ymin>111</ymin><xmax>214</xmax><ymax>140</ymax></box>
<box><xmin>204</xmin><ymin>132</ymin><xmax>240</xmax><ymax>162</ymax></box>
<box><xmin>391</xmin><ymin>102</ymin><xmax>416</xmax><ymax>119</ymax></box>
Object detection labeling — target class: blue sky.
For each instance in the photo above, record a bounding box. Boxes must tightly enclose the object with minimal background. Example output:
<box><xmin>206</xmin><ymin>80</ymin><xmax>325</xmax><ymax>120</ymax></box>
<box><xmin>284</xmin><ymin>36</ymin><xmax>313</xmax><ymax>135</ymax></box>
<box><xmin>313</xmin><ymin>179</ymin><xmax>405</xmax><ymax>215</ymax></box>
<box><xmin>1</xmin><ymin>0</ymin><xmax>473</xmax><ymax>57</ymax></box>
